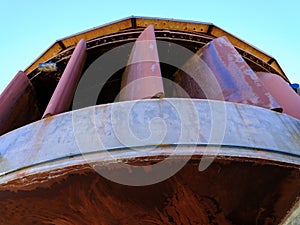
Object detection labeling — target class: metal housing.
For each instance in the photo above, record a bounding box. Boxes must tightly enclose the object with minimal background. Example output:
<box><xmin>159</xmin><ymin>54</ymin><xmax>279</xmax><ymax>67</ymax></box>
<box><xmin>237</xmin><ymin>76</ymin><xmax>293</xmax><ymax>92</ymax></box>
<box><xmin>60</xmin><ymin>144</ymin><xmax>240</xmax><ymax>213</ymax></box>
<box><xmin>0</xmin><ymin>16</ymin><xmax>299</xmax><ymax>224</ymax></box>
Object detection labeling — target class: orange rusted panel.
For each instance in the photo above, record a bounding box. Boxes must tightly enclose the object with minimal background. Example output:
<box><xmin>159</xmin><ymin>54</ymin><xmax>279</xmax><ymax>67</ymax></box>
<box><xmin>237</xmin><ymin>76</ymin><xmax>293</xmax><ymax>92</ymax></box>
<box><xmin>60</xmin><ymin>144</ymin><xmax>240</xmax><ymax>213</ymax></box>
<box><xmin>120</xmin><ymin>25</ymin><xmax>164</xmax><ymax>101</ymax></box>
<box><xmin>257</xmin><ymin>72</ymin><xmax>300</xmax><ymax>120</ymax></box>
<box><xmin>0</xmin><ymin>71</ymin><xmax>40</xmax><ymax>135</ymax></box>
<box><xmin>42</xmin><ymin>39</ymin><xmax>87</xmax><ymax>118</ymax></box>
<box><xmin>174</xmin><ymin>36</ymin><xmax>281</xmax><ymax>111</ymax></box>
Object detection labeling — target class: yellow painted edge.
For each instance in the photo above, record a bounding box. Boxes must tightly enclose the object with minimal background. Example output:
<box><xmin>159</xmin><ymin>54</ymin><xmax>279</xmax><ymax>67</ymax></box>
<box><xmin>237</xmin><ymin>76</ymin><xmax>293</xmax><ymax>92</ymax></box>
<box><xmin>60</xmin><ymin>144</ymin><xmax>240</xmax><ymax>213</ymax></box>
<box><xmin>24</xmin><ymin>17</ymin><xmax>286</xmax><ymax>80</ymax></box>
<box><xmin>61</xmin><ymin>19</ymin><xmax>132</xmax><ymax>48</ymax></box>
<box><xmin>25</xmin><ymin>42</ymin><xmax>63</xmax><ymax>74</ymax></box>
<box><xmin>25</xmin><ymin>18</ymin><xmax>132</xmax><ymax>74</ymax></box>
<box><xmin>136</xmin><ymin>17</ymin><xmax>211</xmax><ymax>33</ymax></box>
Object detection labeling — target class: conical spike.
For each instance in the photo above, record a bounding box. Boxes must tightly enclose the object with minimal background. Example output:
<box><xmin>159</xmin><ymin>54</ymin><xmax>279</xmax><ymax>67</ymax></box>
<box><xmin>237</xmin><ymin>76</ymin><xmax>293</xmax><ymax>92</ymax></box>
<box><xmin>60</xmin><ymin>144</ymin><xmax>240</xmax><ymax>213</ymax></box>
<box><xmin>257</xmin><ymin>72</ymin><xmax>300</xmax><ymax>120</ymax></box>
<box><xmin>174</xmin><ymin>36</ymin><xmax>281</xmax><ymax>111</ymax></box>
<box><xmin>43</xmin><ymin>39</ymin><xmax>87</xmax><ymax>118</ymax></box>
<box><xmin>119</xmin><ymin>25</ymin><xmax>164</xmax><ymax>101</ymax></box>
<box><xmin>0</xmin><ymin>71</ymin><xmax>40</xmax><ymax>135</ymax></box>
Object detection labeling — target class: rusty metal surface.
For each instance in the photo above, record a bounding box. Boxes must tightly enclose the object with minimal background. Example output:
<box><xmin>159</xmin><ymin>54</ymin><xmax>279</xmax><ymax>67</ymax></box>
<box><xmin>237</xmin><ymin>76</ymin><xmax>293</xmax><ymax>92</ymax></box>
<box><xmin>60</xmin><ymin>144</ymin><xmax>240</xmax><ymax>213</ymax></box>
<box><xmin>120</xmin><ymin>25</ymin><xmax>164</xmax><ymax>101</ymax></box>
<box><xmin>0</xmin><ymin>71</ymin><xmax>40</xmax><ymax>136</ymax></box>
<box><xmin>1</xmin><ymin>98</ymin><xmax>300</xmax><ymax>224</ymax></box>
<box><xmin>257</xmin><ymin>72</ymin><xmax>300</xmax><ymax>120</ymax></box>
<box><xmin>174</xmin><ymin>36</ymin><xmax>282</xmax><ymax>111</ymax></box>
<box><xmin>282</xmin><ymin>199</ymin><xmax>300</xmax><ymax>224</ymax></box>
<box><xmin>0</xmin><ymin>157</ymin><xmax>299</xmax><ymax>225</ymax></box>
<box><xmin>42</xmin><ymin>39</ymin><xmax>87</xmax><ymax>118</ymax></box>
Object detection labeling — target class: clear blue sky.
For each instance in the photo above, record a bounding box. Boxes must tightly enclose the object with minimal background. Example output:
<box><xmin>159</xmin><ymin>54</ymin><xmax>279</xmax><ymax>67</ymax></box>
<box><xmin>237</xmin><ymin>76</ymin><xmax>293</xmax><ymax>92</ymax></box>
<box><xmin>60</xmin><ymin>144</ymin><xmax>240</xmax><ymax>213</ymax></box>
<box><xmin>0</xmin><ymin>0</ymin><xmax>299</xmax><ymax>93</ymax></box>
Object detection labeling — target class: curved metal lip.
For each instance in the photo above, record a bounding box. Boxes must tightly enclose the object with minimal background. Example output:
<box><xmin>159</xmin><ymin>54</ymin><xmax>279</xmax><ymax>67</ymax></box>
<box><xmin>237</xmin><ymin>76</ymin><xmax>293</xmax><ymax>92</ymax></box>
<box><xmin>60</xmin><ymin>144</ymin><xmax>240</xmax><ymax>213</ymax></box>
<box><xmin>24</xmin><ymin>16</ymin><xmax>287</xmax><ymax>81</ymax></box>
<box><xmin>0</xmin><ymin>146</ymin><xmax>299</xmax><ymax>190</ymax></box>
<box><xmin>28</xmin><ymin>29</ymin><xmax>283</xmax><ymax>81</ymax></box>
<box><xmin>0</xmin><ymin>98</ymin><xmax>300</xmax><ymax>185</ymax></box>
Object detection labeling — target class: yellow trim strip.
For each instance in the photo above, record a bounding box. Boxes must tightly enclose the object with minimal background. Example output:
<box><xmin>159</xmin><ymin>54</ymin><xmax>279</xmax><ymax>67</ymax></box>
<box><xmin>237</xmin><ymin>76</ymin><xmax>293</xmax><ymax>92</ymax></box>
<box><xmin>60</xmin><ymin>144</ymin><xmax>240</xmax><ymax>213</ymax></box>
<box><xmin>24</xmin><ymin>17</ymin><xmax>287</xmax><ymax>81</ymax></box>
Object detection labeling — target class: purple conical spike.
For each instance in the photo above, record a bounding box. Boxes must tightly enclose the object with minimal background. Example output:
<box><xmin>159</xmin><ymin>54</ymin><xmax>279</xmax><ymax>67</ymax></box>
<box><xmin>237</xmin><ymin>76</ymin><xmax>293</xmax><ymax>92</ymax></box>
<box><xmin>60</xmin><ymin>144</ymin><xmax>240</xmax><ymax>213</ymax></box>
<box><xmin>43</xmin><ymin>39</ymin><xmax>87</xmax><ymax>118</ymax></box>
<box><xmin>120</xmin><ymin>25</ymin><xmax>164</xmax><ymax>101</ymax></box>
<box><xmin>174</xmin><ymin>36</ymin><xmax>281</xmax><ymax>111</ymax></box>
<box><xmin>0</xmin><ymin>71</ymin><xmax>40</xmax><ymax>135</ymax></box>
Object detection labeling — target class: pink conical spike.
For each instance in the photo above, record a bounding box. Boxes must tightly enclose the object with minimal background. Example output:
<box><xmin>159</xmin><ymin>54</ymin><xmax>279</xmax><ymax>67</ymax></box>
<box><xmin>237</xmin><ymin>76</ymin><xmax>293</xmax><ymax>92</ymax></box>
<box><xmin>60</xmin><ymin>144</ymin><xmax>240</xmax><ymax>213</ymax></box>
<box><xmin>43</xmin><ymin>39</ymin><xmax>87</xmax><ymax>118</ymax></box>
<box><xmin>120</xmin><ymin>25</ymin><xmax>164</xmax><ymax>101</ymax></box>
<box><xmin>258</xmin><ymin>72</ymin><xmax>300</xmax><ymax>120</ymax></box>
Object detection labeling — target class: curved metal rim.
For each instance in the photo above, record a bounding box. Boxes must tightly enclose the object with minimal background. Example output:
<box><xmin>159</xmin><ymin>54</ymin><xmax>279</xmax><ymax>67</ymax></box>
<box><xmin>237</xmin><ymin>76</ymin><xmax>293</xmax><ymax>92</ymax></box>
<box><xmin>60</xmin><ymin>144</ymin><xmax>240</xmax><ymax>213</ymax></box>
<box><xmin>24</xmin><ymin>16</ymin><xmax>287</xmax><ymax>81</ymax></box>
<box><xmin>28</xmin><ymin>29</ymin><xmax>284</xmax><ymax>81</ymax></box>
<box><xmin>0</xmin><ymin>145</ymin><xmax>299</xmax><ymax>188</ymax></box>
<box><xmin>1</xmin><ymin>99</ymin><xmax>300</xmax><ymax>184</ymax></box>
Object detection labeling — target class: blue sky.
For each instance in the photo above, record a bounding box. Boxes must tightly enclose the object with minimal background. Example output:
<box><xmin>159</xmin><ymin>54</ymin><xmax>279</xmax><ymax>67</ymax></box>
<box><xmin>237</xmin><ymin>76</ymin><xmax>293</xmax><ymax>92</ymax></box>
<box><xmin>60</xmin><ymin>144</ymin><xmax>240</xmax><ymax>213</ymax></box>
<box><xmin>0</xmin><ymin>0</ymin><xmax>299</xmax><ymax>93</ymax></box>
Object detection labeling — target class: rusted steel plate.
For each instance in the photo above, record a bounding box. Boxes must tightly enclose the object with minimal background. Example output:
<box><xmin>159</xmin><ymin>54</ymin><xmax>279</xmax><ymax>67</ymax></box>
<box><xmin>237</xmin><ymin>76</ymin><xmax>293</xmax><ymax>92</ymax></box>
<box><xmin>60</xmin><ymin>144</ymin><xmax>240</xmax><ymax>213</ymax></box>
<box><xmin>257</xmin><ymin>72</ymin><xmax>300</xmax><ymax>120</ymax></box>
<box><xmin>0</xmin><ymin>71</ymin><xmax>40</xmax><ymax>136</ymax></box>
<box><xmin>120</xmin><ymin>25</ymin><xmax>164</xmax><ymax>101</ymax></box>
<box><xmin>0</xmin><ymin>158</ymin><xmax>298</xmax><ymax>225</ymax></box>
<box><xmin>42</xmin><ymin>39</ymin><xmax>87</xmax><ymax>118</ymax></box>
<box><xmin>174</xmin><ymin>36</ymin><xmax>282</xmax><ymax>111</ymax></box>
